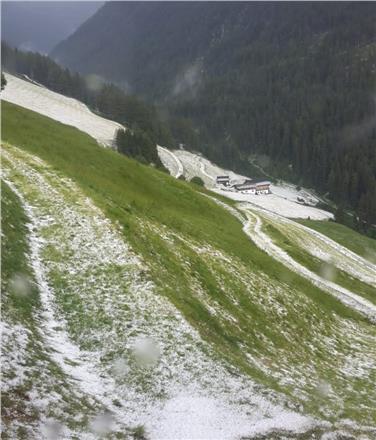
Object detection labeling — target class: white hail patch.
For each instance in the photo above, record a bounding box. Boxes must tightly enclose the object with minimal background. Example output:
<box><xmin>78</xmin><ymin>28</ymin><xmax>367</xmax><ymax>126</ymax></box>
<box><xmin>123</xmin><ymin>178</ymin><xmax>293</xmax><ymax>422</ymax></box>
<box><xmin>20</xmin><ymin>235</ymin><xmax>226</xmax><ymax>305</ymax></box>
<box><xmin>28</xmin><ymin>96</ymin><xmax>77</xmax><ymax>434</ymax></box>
<box><xmin>238</xmin><ymin>204</ymin><xmax>376</xmax><ymax>323</ymax></box>
<box><xmin>253</xmin><ymin>207</ymin><xmax>376</xmax><ymax>287</ymax></box>
<box><xmin>2</xmin><ymin>73</ymin><xmax>123</xmax><ymax>147</ymax></box>
<box><xmin>159</xmin><ymin>148</ymin><xmax>333</xmax><ymax>220</ymax></box>
<box><xmin>157</xmin><ymin>145</ymin><xmax>184</xmax><ymax>178</ymax></box>
<box><xmin>2</xmin><ymin>144</ymin><xmax>317</xmax><ymax>439</ymax></box>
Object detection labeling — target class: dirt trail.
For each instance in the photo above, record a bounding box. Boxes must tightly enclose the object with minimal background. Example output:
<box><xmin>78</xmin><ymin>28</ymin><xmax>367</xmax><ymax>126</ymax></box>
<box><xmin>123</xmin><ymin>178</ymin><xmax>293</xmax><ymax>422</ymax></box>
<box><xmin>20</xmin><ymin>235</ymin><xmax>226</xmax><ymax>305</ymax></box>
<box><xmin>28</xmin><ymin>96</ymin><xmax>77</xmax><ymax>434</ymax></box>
<box><xmin>157</xmin><ymin>145</ymin><xmax>184</xmax><ymax>178</ymax></box>
<box><xmin>253</xmin><ymin>207</ymin><xmax>376</xmax><ymax>286</ymax></box>
<box><xmin>239</xmin><ymin>205</ymin><xmax>376</xmax><ymax>322</ymax></box>
<box><xmin>2</xmin><ymin>144</ymin><xmax>314</xmax><ymax>439</ymax></box>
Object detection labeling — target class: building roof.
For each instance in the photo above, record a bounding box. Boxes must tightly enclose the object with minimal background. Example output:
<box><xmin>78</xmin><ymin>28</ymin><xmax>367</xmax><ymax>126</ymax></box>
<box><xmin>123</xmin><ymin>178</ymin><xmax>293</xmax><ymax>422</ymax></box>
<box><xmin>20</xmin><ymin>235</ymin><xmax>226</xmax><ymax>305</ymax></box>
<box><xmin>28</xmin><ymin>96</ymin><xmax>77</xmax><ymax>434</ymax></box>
<box><xmin>216</xmin><ymin>175</ymin><xmax>230</xmax><ymax>180</ymax></box>
<box><xmin>252</xmin><ymin>179</ymin><xmax>271</xmax><ymax>185</ymax></box>
<box><xmin>234</xmin><ymin>183</ymin><xmax>256</xmax><ymax>190</ymax></box>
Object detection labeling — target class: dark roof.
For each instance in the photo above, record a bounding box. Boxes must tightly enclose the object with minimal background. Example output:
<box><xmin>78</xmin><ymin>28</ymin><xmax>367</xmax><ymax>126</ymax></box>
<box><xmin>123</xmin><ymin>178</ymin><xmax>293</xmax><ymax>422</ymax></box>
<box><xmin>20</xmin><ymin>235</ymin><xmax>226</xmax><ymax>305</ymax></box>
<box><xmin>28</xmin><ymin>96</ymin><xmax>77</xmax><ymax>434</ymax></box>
<box><xmin>234</xmin><ymin>183</ymin><xmax>256</xmax><ymax>189</ymax></box>
<box><xmin>251</xmin><ymin>178</ymin><xmax>271</xmax><ymax>185</ymax></box>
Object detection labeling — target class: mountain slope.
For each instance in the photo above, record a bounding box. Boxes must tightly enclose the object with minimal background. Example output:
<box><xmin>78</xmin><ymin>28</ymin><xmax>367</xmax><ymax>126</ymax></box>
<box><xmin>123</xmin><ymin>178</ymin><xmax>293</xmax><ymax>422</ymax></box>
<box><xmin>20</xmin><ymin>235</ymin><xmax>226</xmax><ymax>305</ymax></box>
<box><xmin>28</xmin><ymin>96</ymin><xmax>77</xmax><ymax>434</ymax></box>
<box><xmin>1</xmin><ymin>73</ymin><xmax>122</xmax><ymax>147</ymax></box>
<box><xmin>2</xmin><ymin>98</ymin><xmax>376</xmax><ymax>438</ymax></box>
<box><xmin>52</xmin><ymin>2</ymin><xmax>376</xmax><ymax>227</ymax></box>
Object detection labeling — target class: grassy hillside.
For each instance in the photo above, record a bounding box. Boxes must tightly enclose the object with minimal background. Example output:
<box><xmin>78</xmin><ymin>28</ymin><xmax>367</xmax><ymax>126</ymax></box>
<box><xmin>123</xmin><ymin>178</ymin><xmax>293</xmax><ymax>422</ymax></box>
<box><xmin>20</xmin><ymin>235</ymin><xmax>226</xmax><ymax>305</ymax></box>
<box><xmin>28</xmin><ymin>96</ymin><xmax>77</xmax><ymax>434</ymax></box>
<box><xmin>298</xmin><ymin>219</ymin><xmax>376</xmax><ymax>264</ymax></box>
<box><xmin>2</xmin><ymin>101</ymin><xmax>376</xmax><ymax>434</ymax></box>
<box><xmin>51</xmin><ymin>2</ymin><xmax>376</xmax><ymax>227</ymax></box>
<box><xmin>263</xmin><ymin>221</ymin><xmax>376</xmax><ymax>306</ymax></box>
<box><xmin>1</xmin><ymin>182</ymin><xmax>102</xmax><ymax>438</ymax></box>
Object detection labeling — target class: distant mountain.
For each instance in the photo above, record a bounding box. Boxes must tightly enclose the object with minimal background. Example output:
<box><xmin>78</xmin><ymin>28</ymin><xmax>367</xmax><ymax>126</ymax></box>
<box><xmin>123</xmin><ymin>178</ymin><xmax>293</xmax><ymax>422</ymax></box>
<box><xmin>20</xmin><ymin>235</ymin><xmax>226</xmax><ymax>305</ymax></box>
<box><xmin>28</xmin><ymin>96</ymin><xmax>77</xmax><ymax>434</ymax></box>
<box><xmin>1</xmin><ymin>1</ymin><xmax>103</xmax><ymax>54</ymax></box>
<box><xmin>52</xmin><ymin>2</ymin><xmax>376</xmax><ymax>228</ymax></box>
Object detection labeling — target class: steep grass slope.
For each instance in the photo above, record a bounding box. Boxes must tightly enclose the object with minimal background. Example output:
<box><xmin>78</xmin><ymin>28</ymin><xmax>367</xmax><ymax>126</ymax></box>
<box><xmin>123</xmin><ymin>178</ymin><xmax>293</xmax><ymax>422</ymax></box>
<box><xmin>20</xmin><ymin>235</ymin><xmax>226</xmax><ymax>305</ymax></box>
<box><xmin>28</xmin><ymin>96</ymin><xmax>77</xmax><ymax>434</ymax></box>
<box><xmin>160</xmin><ymin>148</ymin><xmax>333</xmax><ymax>221</ymax></box>
<box><xmin>1</xmin><ymin>182</ymin><xmax>102</xmax><ymax>439</ymax></box>
<box><xmin>1</xmin><ymin>73</ymin><xmax>123</xmax><ymax>147</ymax></box>
<box><xmin>298</xmin><ymin>220</ymin><xmax>376</xmax><ymax>264</ymax></box>
<box><xmin>2</xmin><ymin>101</ymin><xmax>376</xmax><ymax>438</ymax></box>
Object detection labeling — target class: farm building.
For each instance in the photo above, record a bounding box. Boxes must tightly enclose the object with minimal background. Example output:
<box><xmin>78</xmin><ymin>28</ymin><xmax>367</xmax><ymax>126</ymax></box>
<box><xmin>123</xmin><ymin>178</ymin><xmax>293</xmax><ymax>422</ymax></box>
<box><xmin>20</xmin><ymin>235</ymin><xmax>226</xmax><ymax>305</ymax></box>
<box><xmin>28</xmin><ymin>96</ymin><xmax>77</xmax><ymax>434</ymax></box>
<box><xmin>216</xmin><ymin>174</ymin><xmax>271</xmax><ymax>194</ymax></box>
<box><xmin>216</xmin><ymin>175</ymin><xmax>230</xmax><ymax>186</ymax></box>
<box><xmin>234</xmin><ymin>182</ymin><xmax>257</xmax><ymax>194</ymax></box>
<box><xmin>234</xmin><ymin>179</ymin><xmax>271</xmax><ymax>194</ymax></box>
<box><xmin>253</xmin><ymin>179</ymin><xmax>271</xmax><ymax>194</ymax></box>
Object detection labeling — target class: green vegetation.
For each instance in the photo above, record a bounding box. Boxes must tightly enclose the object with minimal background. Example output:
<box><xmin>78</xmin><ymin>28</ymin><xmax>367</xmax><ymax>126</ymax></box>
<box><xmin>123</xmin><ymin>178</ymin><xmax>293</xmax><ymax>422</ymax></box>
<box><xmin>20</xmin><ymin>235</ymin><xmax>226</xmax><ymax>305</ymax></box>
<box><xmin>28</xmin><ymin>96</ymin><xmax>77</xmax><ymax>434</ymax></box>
<box><xmin>190</xmin><ymin>176</ymin><xmax>205</xmax><ymax>186</ymax></box>
<box><xmin>116</xmin><ymin>128</ymin><xmax>163</xmax><ymax>166</ymax></box>
<box><xmin>1</xmin><ymin>181</ymin><xmax>40</xmax><ymax>323</ymax></box>
<box><xmin>298</xmin><ymin>219</ymin><xmax>376</xmax><ymax>264</ymax></box>
<box><xmin>131</xmin><ymin>425</ymin><xmax>147</xmax><ymax>440</ymax></box>
<box><xmin>3</xmin><ymin>101</ymin><xmax>376</xmax><ymax>428</ymax></box>
<box><xmin>52</xmin><ymin>2</ymin><xmax>376</xmax><ymax>227</ymax></box>
<box><xmin>1</xmin><ymin>42</ymin><xmax>174</xmax><ymax>162</ymax></box>
<box><xmin>2</xmin><ymin>101</ymin><xmax>360</xmax><ymax>319</ymax></box>
<box><xmin>1</xmin><ymin>181</ymin><xmax>98</xmax><ymax>438</ymax></box>
<box><xmin>263</xmin><ymin>221</ymin><xmax>376</xmax><ymax>306</ymax></box>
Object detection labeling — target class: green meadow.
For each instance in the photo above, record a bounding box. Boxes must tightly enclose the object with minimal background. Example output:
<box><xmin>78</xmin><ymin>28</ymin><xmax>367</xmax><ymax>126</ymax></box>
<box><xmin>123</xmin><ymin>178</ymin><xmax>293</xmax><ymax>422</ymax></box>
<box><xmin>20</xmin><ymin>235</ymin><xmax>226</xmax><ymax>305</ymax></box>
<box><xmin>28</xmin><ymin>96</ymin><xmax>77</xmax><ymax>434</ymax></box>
<box><xmin>2</xmin><ymin>101</ymin><xmax>376</xmax><ymax>432</ymax></box>
<box><xmin>298</xmin><ymin>219</ymin><xmax>376</xmax><ymax>264</ymax></box>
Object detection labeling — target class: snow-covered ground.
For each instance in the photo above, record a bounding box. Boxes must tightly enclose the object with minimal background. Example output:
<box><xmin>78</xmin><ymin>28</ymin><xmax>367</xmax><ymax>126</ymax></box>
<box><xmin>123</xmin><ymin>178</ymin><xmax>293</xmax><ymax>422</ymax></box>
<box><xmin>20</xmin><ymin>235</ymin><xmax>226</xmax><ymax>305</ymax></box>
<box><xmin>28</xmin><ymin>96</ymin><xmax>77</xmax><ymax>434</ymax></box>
<box><xmin>239</xmin><ymin>204</ymin><xmax>376</xmax><ymax>323</ymax></box>
<box><xmin>215</xmin><ymin>189</ymin><xmax>332</xmax><ymax>220</ymax></box>
<box><xmin>2</xmin><ymin>73</ymin><xmax>123</xmax><ymax>147</ymax></box>
<box><xmin>253</xmin><ymin>207</ymin><xmax>376</xmax><ymax>288</ymax></box>
<box><xmin>2</xmin><ymin>73</ymin><xmax>332</xmax><ymax>221</ymax></box>
<box><xmin>3</xmin><ymin>76</ymin><xmax>376</xmax><ymax>438</ymax></box>
<box><xmin>3</xmin><ymin>144</ymin><xmax>317</xmax><ymax>439</ymax></box>
<box><xmin>157</xmin><ymin>145</ymin><xmax>183</xmax><ymax>178</ymax></box>
<box><xmin>161</xmin><ymin>149</ymin><xmax>333</xmax><ymax>220</ymax></box>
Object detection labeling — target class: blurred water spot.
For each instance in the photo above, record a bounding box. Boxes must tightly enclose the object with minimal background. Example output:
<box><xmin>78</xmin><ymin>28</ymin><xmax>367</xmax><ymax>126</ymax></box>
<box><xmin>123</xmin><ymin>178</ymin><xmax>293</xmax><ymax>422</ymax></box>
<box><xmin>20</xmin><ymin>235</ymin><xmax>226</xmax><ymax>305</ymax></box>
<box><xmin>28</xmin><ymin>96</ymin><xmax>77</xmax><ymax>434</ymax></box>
<box><xmin>85</xmin><ymin>74</ymin><xmax>105</xmax><ymax>92</ymax></box>
<box><xmin>319</xmin><ymin>262</ymin><xmax>337</xmax><ymax>282</ymax></box>
<box><xmin>112</xmin><ymin>356</ymin><xmax>129</xmax><ymax>378</ymax></box>
<box><xmin>365</xmin><ymin>247</ymin><xmax>376</xmax><ymax>264</ymax></box>
<box><xmin>279</xmin><ymin>269</ymin><xmax>294</xmax><ymax>284</ymax></box>
<box><xmin>9</xmin><ymin>273</ymin><xmax>33</xmax><ymax>297</ymax></box>
<box><xmin>315</xmin><ymin>379</ymin><xmax>332</xmax><ymax>397</ymax></box>
<box><xmin>132</xmin><ymin>336</ymin><xmax>161</xmax><ymax>368</ymax></box>
<box><xmin>41</xmin><ymin>419</ymin><xmax>63</xmax><ymax>440</ymax></box>
<box><xmin>90</xmin><ymin>410</ymin><xmax>114</xmax><ymax>436</ymax></box>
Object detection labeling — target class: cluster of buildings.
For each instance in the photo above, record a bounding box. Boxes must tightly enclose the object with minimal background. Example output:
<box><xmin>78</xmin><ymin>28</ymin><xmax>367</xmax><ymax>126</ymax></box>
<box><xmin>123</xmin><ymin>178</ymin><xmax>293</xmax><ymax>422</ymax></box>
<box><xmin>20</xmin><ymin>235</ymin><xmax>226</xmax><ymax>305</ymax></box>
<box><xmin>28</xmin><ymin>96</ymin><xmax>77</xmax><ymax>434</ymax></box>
<box><xmin>216</xmin><ymin>175</ymin><xmax>271</xmax><ymax>195</ymax></box>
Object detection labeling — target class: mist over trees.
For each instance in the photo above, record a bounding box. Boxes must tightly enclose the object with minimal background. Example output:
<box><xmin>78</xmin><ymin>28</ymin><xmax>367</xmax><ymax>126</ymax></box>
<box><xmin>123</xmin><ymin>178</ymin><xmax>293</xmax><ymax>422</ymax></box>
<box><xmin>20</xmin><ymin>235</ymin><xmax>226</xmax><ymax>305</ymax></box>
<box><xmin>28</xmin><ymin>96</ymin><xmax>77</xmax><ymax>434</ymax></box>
<box><xmin>51</xmin><ymin>2</ymin><xmax>376</xmax><ymax>230</ymax></box>
<box><xmin>3</xmin><ymin>2</ymin><xmax>376</xmax><ymax>231</ymax></box>
<box><xmin>1</xmin><ymin>43</ymin><xmax>172</xmax><ymax>166</ymax></box>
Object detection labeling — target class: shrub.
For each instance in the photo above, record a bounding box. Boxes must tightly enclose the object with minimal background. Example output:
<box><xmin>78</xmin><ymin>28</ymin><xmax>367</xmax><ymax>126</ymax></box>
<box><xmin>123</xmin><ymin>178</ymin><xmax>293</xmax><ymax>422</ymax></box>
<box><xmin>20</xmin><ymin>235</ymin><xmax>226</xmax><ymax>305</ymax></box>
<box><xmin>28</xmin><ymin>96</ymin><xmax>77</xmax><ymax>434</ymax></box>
<box><xmin>131</xmin><ymin>425</ymin><xmax>147</xmax><ymax>440</ymax></box>
<box><xmin>190</xmin><ymin>176</ymin><xmax>204</xmax><ymax>186</ymax></box>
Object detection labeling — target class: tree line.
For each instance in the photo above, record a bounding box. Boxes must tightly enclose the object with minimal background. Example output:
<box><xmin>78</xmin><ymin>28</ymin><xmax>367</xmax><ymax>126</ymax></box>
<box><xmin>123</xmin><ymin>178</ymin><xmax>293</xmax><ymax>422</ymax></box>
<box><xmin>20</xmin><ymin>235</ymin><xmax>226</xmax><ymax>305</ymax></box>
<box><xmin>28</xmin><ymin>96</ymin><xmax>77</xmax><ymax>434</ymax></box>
<box><xmin>1</xmin><ymin>42</ymin><xmax>171</xmax><ymax>167</ymax></box>
<box><xmin>163</xmin><ymin>6</ymin><xmax>376</xmax><ymax>233</ymax></box>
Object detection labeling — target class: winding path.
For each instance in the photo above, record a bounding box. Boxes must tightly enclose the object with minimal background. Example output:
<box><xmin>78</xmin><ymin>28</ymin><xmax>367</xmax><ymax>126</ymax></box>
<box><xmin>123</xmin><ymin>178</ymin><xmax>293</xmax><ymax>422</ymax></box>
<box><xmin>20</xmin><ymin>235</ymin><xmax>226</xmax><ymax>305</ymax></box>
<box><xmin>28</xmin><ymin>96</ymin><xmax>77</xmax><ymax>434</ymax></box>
<box><xmin>239</xmin><ymin>205</ymin><xmax>376</xmax><ymax>323</ymax></box>
<box><xmin>252</xmin><ymin>207</ymin><xmax>376</xmax><ymax>287</ymax></box>
<box><xmin>157</xmin><ymin>145</ymin><xmax>184</xmax><ymax>178</ymax></box>
<box><xmin>2</xmin><ymin>144</ymin><xmax>314</xmax><ymax>439</ymax></box>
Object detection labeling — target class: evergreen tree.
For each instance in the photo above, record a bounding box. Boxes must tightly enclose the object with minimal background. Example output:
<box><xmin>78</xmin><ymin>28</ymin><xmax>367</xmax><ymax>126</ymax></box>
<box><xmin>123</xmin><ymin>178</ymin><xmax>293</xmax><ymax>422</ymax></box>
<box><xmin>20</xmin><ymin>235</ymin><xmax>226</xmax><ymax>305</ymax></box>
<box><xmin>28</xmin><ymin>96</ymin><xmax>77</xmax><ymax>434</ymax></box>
<box><xmin>1</xmin><ymin>72</ymin><xmax>6</xmax><ymax>90</ymax></box>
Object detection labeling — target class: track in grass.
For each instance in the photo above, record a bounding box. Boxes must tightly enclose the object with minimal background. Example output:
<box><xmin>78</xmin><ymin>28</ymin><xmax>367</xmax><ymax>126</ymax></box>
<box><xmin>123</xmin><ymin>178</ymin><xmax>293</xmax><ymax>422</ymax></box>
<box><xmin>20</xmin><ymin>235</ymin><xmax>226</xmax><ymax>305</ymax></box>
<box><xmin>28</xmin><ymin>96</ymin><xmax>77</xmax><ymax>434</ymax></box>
<box><xmin>3</xmin><ymin>144</ymin><xmax>317</xmax><ymax>439</ymax></box>
<box><xmin>239</xmin><ymin>204</ymin><xmax>376</xmax><ymax>323</ymax></box>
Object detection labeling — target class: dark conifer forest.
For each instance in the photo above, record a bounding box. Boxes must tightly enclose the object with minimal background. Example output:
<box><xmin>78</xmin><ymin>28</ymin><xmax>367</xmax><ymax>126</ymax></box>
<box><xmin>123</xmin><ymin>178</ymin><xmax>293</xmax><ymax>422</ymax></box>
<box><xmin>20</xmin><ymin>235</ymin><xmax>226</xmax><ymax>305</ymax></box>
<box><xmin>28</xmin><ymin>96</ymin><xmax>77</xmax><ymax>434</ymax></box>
<box><xmin>2</xmin><ymin>43</ymin><xmax>172</xmax><ymax>167</ymax></box>
<box><xmin>52</xmin><ymin>2</ymin><xmax>376</xmax><ymax>230</ymax></box>
<box><xmin>4</xmin><ymin>2</ymin><xmax>376</xmax><ymax>229</ymax></box>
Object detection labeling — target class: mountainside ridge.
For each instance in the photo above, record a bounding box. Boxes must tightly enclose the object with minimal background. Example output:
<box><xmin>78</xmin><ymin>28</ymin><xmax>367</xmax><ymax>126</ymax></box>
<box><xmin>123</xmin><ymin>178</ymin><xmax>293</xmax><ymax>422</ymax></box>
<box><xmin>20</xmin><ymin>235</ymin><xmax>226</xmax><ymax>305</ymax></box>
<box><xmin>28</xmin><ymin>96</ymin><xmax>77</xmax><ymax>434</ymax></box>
<box><xmin>2</xmin><ymin>73</ymin><xmax>376</xmax><ymax>437</ymax></box>
<box><xmin>52</xmin><ymin>2</ymin><xmax>376</xmax><ymax>229</ymax></box>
